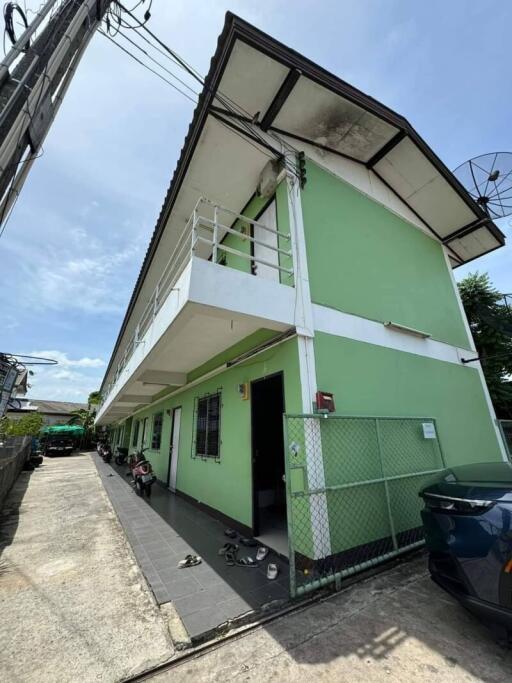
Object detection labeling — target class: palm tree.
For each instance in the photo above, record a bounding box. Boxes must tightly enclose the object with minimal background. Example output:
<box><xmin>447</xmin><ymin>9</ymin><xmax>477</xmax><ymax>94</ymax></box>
<box><xmin>87</xmin><ymin>391</ymin><xmax>102</xmax><ymax>409</ymax></box>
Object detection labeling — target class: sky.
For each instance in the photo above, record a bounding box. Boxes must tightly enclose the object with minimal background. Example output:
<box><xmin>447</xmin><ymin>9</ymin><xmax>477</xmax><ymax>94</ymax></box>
<box><xmin>0</xmin><ymin>0</ymin><xmax>511</xmax><ymax>402</ymax></box>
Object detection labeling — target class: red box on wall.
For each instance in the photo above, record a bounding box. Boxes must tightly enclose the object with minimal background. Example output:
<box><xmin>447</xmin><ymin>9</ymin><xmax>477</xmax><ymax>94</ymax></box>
<box><xmin>316</xmin><ymin>391</ymin><xmax>335</xmax><ymax>413</ymax></box>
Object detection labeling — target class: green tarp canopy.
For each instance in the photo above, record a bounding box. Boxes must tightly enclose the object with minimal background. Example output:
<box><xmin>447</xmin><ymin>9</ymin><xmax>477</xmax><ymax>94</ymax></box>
<box><xmin>40</xmin><ymin>425</ymin><xmax>85</xmax><ymax>436</ymax></box>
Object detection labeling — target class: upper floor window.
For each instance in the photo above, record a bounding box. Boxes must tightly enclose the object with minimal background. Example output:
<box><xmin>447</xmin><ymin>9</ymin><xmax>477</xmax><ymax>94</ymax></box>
<box><xmin>194</xmin><ymin>391</ymin><xmax>221</xmax><ymax>459</ymax></box>
<box><xmin>152</xmin><ymin>412</ymin><xmax>163</xmax><ymax>450</ymax></box>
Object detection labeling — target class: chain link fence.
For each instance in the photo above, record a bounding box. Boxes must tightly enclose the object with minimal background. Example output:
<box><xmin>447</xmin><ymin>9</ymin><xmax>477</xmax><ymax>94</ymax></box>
<box><xmin>283</xmin><ymin>415</ymin><xmax>445</xmax><ymax>596</ymax></box>
<box><xmin>499</xmin><ymin>420</ymin><xmax>512</xmax><ymax>461</ymax></box>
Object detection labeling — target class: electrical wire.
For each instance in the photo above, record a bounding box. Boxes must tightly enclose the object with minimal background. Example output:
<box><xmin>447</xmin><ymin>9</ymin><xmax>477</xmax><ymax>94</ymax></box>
<box><xmin>112</xmin><ymin>1</ymin><xmax>301</xmax><ymax>180</ymax></box>
<box><xmin>3</xmin><ymin>2</ymin><xmax>29</xmax><ymax>54</ymax></box>
<box><xmin>99</xmin><ymin>30</ymin><xmax>197</xmax><ymax>104</ymax></box>
<box><xmin>115</xmin><ymin>28</ymin><xmax>199</xmax><ymax>98</ymax></box>
<box><xmin>98</xmin><ymin>32</ymin><xmax>281</xmax><ymax>167</ymax></box>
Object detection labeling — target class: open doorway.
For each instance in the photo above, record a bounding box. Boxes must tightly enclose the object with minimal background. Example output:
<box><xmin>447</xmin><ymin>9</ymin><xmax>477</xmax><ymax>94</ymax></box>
<box><xmin>251</xmin><ymin>372</ymin><xmax>288</xmax><ymax>556</ymax></box>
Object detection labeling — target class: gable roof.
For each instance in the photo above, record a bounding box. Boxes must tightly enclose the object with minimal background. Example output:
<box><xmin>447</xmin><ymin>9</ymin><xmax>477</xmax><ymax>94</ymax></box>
<box><xmin>101</xmin><ymin>12</ymin><xmax>505</xmax><ymax>389</ymax></box>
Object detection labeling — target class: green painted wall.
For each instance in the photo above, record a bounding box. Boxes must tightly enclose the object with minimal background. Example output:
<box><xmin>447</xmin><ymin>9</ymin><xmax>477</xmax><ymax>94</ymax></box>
<box><xmin>301</xmin><ymin>160</ymin><xmax>470</xmax><ymax>348</ymax></box>
<box><xmin>219</xmin><ymin>183</ymin><xmax>293</xmax><ymax>286</ymax></box>
<box><xmin>126</xmin><ymin>335</ymin><xmax>303</xmax><ymax>528</ymax></box>
<box><xmin>313</xmin><ymin>332</ymin><xmax>502</xmax><ymax>467</ymax></box>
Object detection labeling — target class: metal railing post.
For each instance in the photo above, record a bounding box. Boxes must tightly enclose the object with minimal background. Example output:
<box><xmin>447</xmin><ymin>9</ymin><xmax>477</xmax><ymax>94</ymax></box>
<box><xmin>283</xmin><ymin>414</ymin><xmax>297</xmax><ymax>598</ymax></box>
<box><xmin>375</xmin><ymin>418</ymin><xmax>398</xmax><ymax>551</ymax></box>
<box><xmin>191</xmin><ymin>208</ymin><xmax>197</xmax><ymax>255</ymax></box>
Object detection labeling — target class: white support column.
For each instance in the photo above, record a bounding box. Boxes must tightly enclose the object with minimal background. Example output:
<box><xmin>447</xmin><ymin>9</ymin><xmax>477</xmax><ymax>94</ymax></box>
<box><xmin>443</xmin><ymin>247</ymin><xmax>508</xmax><ymax>462</ymax></box>
<box><xmin>285</xmin><ymin>162</ymin><xmax>332</xmax><ymax>558</ymax></box>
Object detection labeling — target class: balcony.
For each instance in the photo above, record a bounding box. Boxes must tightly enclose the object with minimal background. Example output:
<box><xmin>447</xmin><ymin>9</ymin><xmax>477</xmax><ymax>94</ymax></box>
<box><xmin>96</xmin><ymin>198</ymin><xmax>297</xmax><ymax>424</ymax></box>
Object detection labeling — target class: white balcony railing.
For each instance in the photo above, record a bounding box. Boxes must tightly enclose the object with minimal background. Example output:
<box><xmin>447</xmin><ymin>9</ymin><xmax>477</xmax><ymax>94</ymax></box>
<box><xmin>100</xmin><ymin>197</ymin><xmax>294</xmax><ymax>404</ymax></box>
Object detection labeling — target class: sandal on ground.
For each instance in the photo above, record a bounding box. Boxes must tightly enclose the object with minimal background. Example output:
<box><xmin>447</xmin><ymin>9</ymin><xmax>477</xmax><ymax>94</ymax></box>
<box><xmin>224</xmin><ymin>528</ymin><xmax>237</xmax><ymax>539</ymax></box>
<box><xmin>239</xmin><ymin>536</ymin><xmax>257</xmax><ymax>547</ymax></box>
<box><xmin>224</xmin><ymin>549</ymin><xmax>237</xmax><ymax>566</ymax></box>
<box><xmin>178</xmin><ymin>554</ymin><xmax>202</xmax><ymax>568</ymax></box>
<box><xmin>267</xmin><ymin>563</ymin><xmax>279</xmax><ymax>580</ymax></box>
<box><xmin>256</xmin><ymin>546</ymin><xmax>269</xmax><ymax>561</ymax></box>
<box><xmin>218</xmin><ymin>542</ymin><xmax>238</xmax><ymax>556</ymax></box>
<box><xmin>236</xmin><ymin>557</ymin><xmax>259</xmax><ymax>568</ymax></box>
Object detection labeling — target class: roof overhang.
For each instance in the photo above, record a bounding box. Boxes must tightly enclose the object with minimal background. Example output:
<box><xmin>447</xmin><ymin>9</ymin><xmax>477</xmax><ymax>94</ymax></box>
<box><xmin>100</xmin><ymin>12</ymin><xmax>505</xmax><ymax>392</ymax></box>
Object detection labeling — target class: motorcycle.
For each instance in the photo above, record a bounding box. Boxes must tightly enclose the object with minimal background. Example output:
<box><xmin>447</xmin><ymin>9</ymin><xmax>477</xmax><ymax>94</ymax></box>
<box><xmin>99</xmin><ymin>441</ymin><xmax>112</xmax><ymax>463</ymax></box>
<box><xmin>128</xmin><ymin>447</ymin><xmax>156</xmax><ymax>497</ymax></box>
<box><xmin>115</xmin><ymin>446</ymin><xmax>129</xmax><ymax>466</ymax></box>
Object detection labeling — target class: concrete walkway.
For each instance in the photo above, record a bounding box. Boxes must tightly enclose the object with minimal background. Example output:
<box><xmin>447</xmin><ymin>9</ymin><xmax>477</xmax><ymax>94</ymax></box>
<box><xmin>94</xmin><ymin>456</ymin><xmax>289</xmax><ymax>640</ymax></box>
<box><xmin>152</xmin><ymin>555</ymin><xmax>512</xmax><ymax>683</ymax></box>
<box><xmin>0</xmin><ymin>452</ymin><xmax>174</xmax><ymax>682</ymax></box>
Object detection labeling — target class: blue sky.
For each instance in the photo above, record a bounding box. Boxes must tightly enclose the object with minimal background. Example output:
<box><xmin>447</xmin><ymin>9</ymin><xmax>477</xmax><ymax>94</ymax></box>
<box><xmin>1</xmin><ymin>0</ymin><xmax>510</xmax><ymax>401</ymax></box>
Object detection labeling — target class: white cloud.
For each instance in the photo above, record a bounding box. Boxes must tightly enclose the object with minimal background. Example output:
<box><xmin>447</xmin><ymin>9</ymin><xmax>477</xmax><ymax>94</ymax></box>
<box><xmin>24</xmin><ymin>350</ymin><xmax>105</xmax><ymax>402</ymax></box>
<box><xmin>28</xmin><ymin>350</ymin><xmax>105</xmax><ymax>368</ymax></box>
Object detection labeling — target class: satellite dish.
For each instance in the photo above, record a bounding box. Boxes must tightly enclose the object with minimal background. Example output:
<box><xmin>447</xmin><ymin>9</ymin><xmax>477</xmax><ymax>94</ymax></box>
<box><xmin>453</xmin><ymin>152</ymin><xmax>512</xmax><ymax>219</ymax></box>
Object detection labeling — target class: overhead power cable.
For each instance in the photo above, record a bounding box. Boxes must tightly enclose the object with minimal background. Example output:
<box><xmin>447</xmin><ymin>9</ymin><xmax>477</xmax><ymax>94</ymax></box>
<box><xmin>115</xmin><ymin>28</ymin><xmax>199</xmax><ymax>98</ymax></box>
<box><xmin>99</xmin><ymin>30</ymin><xmax>198</xmax><ymax>104</ymax></box>
<box><xmin>112</xmin><ymin>1</ymin><xmax>302</xmax><ymax>180</ymax></box>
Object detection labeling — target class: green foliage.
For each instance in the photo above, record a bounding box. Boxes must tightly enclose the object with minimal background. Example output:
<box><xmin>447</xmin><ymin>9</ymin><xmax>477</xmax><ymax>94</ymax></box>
<box><xmin>68</xmin><ymin>406</ymin><xmax>98</xmax><ymax>447</ymax></box>
<box><xmin>87</xmin><ymin>390</ymin><xmax>102</xmax><ymax>406</ymax></box>
<box><xmin>68</xmin><ymin>408</ymin><xmax>95</xmax><ymax>430</ymax></box>
<box><xmin>0</xmin><ymin>412</ymin><xmax>44</xmax><ymax>437</ymax></box>
<box><xmin>458</xmin><ymin>272</ymin><xmax>512</xmax><ymax>418</ymax></box>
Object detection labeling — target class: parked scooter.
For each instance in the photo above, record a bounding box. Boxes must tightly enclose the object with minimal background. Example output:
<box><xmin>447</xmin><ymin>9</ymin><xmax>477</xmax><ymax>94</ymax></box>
<box><xmin>115</xmin><ymin>446</ymin><xmax>129</xmax><ymax>466</ymax></box>
<box><xmin>128</xmin><ymin>447</ymin><xmax>156</xmax><ymax>497</ymax></box>
<box><xmin>99</xmin><ymin>441</ymin><xmax>112</xmax><ymax>463</ymax></box>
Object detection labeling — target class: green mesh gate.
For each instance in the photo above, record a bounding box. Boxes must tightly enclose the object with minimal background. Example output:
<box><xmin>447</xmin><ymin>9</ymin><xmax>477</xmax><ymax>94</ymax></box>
<box><xmin>283</xmin><ymin>415</ymin><xmax>446</xmax><ymax>597</ymax></box>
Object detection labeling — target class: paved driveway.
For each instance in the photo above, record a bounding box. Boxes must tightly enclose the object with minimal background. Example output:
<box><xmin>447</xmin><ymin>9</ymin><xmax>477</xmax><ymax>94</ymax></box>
<box><xmin>152</xmin><ymin>554</ymin><xmax>512</xmax><ymax>683</ymax></box>
<box><xmin>0</xmin><ymin>452</ymin><xmax>173</xmax><ymax>682</ymax></box>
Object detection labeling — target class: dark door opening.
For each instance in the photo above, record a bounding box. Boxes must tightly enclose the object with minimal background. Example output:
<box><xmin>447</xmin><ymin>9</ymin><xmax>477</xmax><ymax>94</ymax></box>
<box><xmin>251</xmin><ymin>372</ymin><xmax>287</xmax><ymax>555</ymax></box>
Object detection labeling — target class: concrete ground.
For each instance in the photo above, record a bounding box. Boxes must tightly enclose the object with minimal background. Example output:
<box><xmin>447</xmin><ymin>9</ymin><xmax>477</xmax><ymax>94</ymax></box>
<box><xmin>3</xmin><ymin>452</ymin><xmax>512</xmax><ymax>683</ymax></box>
<box><xmin>152</xmin><ymin>555</ymin><xmax>512</xmax><ymax>683</ymax></box>
<box><xmin>0</xmin><ymin>452</ymin><xmax>174</xmax><ymax>682</ymax></box>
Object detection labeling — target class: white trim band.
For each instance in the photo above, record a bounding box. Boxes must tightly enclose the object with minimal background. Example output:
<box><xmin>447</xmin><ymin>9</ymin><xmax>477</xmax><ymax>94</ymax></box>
<box><xmin>312</xmin><ymin>303</ymin><xmax>473</xmax><ymax>366</ymax></box>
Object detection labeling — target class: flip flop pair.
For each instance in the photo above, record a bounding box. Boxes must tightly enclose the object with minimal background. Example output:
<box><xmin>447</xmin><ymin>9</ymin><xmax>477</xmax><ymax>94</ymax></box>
<box><xmin>218</xmin><ymin>542</ymin><xmax>238</xmax><ymax>556</ymax></box>
<box><xmin>178</xmin><ymin>554</ymin><xmax>201</xmax><ymax>568</ymax></box>
<box><xmin>223</xmin><ymin>548</ymin><xmax>259</xmax><ymax>568</ymax></box>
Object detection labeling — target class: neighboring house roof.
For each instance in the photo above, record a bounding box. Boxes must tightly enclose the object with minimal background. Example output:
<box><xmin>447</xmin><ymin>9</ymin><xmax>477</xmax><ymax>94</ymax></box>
<box><xmin>100</xmin><ymin>12</ymin><xmax>505</xmax><ymax>391</ymax></box>
<box><xmin>8</xmin><ymin>399</ymin><xmax>87</xmax><ymax>414</ymax></box>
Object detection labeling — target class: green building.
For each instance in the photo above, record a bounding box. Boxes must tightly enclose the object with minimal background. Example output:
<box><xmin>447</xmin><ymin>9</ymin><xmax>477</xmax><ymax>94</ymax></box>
<box><xmin>97</xmin><ymin>14</ymin><xmax>507</xmax><ymax>592</ymax></box>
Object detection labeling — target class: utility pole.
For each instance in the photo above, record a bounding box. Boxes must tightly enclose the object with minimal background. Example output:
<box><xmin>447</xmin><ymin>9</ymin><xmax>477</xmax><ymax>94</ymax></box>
<box><xmin>0</xmin><ymin>0</ymin><xmax>112</xmax><ymax>226</ymax></box>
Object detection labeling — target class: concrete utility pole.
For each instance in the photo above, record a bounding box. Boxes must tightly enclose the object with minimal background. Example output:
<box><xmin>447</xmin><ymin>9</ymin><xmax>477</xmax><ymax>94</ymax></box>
<box><xmin>0</xmin><ymin>0</ymin><xmax>112</xmax><ymax>225</ymax></box>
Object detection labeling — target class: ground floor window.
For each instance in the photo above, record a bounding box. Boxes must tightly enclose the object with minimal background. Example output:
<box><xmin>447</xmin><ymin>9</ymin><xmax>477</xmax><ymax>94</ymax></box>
<box><xmin>132</xmin><ymin>420</ymin><xmax>139</xmax><ymax>446</ymax></box>
<box><xmin>193</xmin><ymin>391</ymin><xmax>221</xmax><ymax>459</ymax></box>
<box><xmin>152</xmin><ymin>412</ymin><xmax>163</xmax><ymax>450</ymax></box>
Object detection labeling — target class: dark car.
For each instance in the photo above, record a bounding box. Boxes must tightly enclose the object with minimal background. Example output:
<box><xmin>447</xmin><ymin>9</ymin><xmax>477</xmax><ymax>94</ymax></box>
<box><xmin>420</xmin><ymin>462</ymin><xmax>512</xmax><ymax>641</ymax></box>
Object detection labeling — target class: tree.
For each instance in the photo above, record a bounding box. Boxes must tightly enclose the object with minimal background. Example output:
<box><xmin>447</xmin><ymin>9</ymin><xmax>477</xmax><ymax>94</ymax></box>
<box><xmin>87</xmin><ymin>391</ymin><xmax>102</xmax><ymax>408</ymax></box>
<box><xmin>68</xmin><ymin>402</ymin><xmax>99</xmax><ymax>447</ymax></box>
<box><xmin>458</xmin><ymin>272</ymin><xmax>512</xmax><ymax>418</ymax></box>
<box><xmin>68</xmin><ymin>408</ymin><xmax>95</xmax><ymax>431</ymax></box>
<box><xmin>0</xmin><ymin>412</ymin><xmax>44</xmax><ymax>437</ymax></box>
